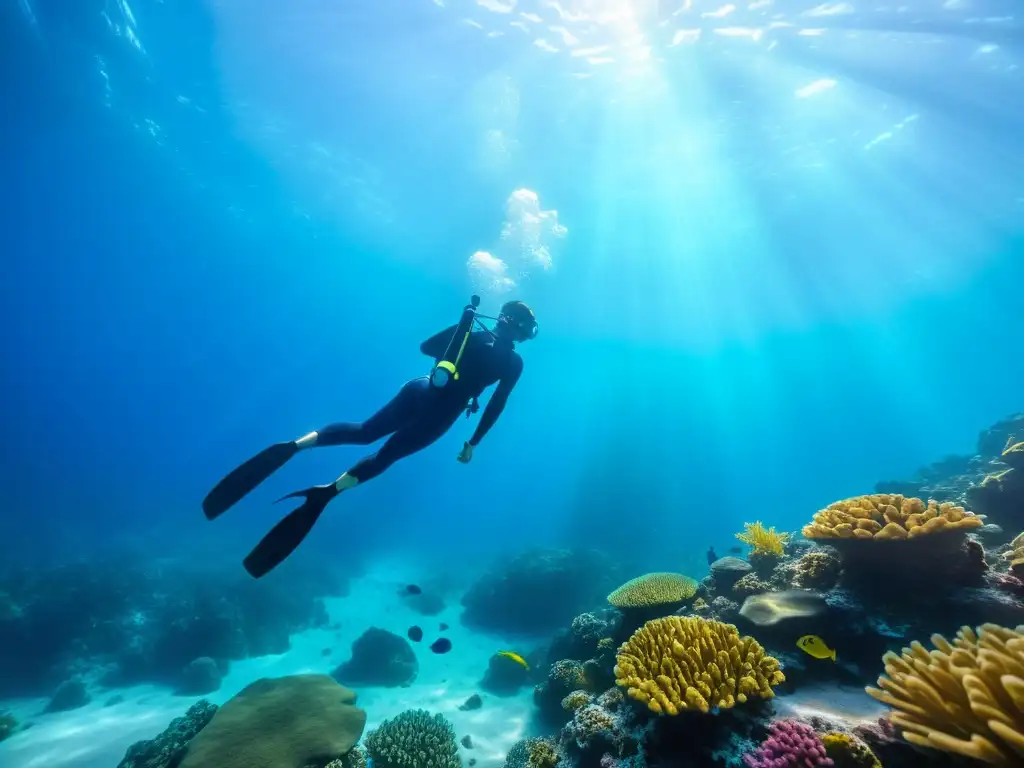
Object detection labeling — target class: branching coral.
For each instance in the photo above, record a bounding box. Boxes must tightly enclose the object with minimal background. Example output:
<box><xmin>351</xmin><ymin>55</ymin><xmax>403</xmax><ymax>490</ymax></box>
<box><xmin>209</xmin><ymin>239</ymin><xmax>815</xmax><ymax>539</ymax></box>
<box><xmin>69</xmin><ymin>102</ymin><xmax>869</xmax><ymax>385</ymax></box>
<box><xmin>606</xmin><ymin>573</ymin><xmax>698</xmax><ymax>608</ymax></box>
<box><xmin>613</xmin><ymin>616</ymin><xmax>785</xmax><ymax>715</ymax></box>
<box><xmin>323</xmin><ymin>747</ymin><xmax>368</xmax><ymax>768</ymax></box>
<box><xmin>364</xmin><ymin>709</ymin><xmax>460</xmax><ymax>768</ymax></box>
<box><xmin>821</xmin><ymin>732</ymin><xmax>881</xmax><ymax>768</ymax></box>
<box><xmin>736</xmin><ymin>522</ymin><xmax>791</xmax><ymax>556</ymax></box>
<box><xmin>1002</xmin><ymin>437</ymin><xmax>1024</xmax><ymax>470</ymax></box>
<box><xmin>803</xmin><ymin>493</ymin><xmax>982</xmax><ymax>540</ymax></box>
<box><xmin>864</xmin><ymin>623</ymin><xmax>1024</xmax><ymax>765</ymax></box>
<box><xmin>742</xmin><ymin>720</ymin><xmax>833</xmax><ymax>767</ymax></box>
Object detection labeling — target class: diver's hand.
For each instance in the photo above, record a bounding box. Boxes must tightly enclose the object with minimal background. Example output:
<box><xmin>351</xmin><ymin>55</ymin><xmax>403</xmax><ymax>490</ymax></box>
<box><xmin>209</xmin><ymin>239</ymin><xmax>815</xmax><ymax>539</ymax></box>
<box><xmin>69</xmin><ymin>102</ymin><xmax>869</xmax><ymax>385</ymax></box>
<box><xmin>457</xmin><ymin>442</ymin><xmax>474</xmax><ymax>464</ymax></box>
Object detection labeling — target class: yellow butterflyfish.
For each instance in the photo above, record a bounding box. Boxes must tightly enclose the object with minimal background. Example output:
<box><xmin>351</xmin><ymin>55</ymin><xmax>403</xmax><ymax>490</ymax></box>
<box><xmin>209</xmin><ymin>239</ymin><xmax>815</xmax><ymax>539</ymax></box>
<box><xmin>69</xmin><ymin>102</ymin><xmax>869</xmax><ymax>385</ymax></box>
<box><xmin>796</xmin><ymin>634</ymin><xmax>836</xmax><ymax>662</ymax></box>
<box><xmin>496</xmin><ymin>650</ymin><xmax>529</xmax><ymax>670</ymax></box>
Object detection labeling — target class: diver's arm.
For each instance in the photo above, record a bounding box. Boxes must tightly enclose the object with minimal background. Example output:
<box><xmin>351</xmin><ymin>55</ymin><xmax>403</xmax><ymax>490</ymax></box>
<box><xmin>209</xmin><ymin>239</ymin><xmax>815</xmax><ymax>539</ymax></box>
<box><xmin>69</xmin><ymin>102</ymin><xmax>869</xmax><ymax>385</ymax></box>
<box><xmin>468</xmin><ymin>355</ymin><xmax>523</xmax><ymax>447</ymax></box>
<box><xmin>420</xmin><ymin>324</ymin><xmax>458</xmax><ymax>359</ymax></box>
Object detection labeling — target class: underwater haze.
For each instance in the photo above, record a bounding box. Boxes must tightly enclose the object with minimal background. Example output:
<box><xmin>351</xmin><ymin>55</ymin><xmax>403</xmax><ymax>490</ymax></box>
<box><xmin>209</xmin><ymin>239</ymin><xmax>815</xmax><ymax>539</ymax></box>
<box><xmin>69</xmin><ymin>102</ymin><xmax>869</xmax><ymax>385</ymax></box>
<box><xmin>1</xmin><ymin>0</ymin><xmax>1024</xmax><ymax>766</ymax></box>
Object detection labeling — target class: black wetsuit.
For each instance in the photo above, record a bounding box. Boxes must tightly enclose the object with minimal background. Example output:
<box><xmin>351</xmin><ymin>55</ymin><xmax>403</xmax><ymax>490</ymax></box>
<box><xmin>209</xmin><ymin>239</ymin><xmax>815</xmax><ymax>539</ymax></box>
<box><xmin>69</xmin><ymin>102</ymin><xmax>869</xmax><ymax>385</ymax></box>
<box><xmin>315</xmin><ymin>325</ymin><xmax>523</xmax><ymax>482</ymax></box>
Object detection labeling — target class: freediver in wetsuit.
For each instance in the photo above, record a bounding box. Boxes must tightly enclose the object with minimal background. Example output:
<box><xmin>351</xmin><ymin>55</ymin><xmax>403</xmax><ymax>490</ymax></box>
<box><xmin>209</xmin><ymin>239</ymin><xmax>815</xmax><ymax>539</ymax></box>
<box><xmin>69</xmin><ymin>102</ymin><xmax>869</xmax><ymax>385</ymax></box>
<box><xmin>202</xmin><ymin>299</ymin><xmax>538</xmax><ymax>578</ymax></box>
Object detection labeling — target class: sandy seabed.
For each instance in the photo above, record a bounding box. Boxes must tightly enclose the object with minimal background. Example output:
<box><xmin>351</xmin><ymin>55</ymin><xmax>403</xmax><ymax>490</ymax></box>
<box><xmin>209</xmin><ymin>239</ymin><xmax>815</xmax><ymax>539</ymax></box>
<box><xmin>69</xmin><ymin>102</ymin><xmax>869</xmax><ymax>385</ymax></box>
<box><xmin>0</xmin><ymin>558</ymin><xmax>539</xmax><ymax>768</ymax></box>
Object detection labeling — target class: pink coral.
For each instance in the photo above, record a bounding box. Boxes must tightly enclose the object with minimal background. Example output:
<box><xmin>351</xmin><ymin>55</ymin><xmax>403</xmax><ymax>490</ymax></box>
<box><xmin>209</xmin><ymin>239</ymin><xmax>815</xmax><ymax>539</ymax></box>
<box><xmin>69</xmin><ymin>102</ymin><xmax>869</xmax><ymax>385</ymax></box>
<box><xmin>743</xmin><ymin>720</ymin><xmax>834</xmax><ymax>768</ymax></box>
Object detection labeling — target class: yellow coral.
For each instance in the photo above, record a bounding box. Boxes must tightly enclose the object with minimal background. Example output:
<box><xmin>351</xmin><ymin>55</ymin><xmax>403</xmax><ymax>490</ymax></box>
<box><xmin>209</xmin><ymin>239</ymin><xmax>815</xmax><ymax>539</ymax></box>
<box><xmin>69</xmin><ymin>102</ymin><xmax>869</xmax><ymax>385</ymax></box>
<box><xmin>821</xmin><ymin>732</ymin><xmax>881</xmax><ymax>768</ymax></box>
<box><xmin>613</xmin><ymin>616</ymin><xmax>785</xmax><ymax>715</ymax></box>
<box><xmin>1003</xmin><ymin>532</ymin><xmax>1024</xmax><ymax>576</ymax></box>
<box><xmin>735</xmin><ymin>521</ymin><xmax>790</xmax><ymax>556</ymax></box>
<box><xmin>1004</xmin><ymin>437</ymin><xmax>1024</xmax><ymax>470</ymax></box>
<box><xmin>607</xmin><ymin>573</ymin><xmax>698</xmax><ymax>608</ymax></box>
<box><xmin>526</xmin><ymin>737</ymin><xmax>560</xmax><ymax>767</ymax></box>
<box><xmin>596</xmin><ymin>637</ymin><xmax>616</xmax><ymax>651</ymax></box>
<box><xmin>561</xmin><ymin>691</ymin><xmax>592</xmax><ymax>712</ymax></box>
<box><xmin>865</xmin><ymin>623</ymin><xmax>1024</xmax><ymax>765</ymax></box>
<box><xmin>803</xmin><ymin>493</ymin><xmax>982</xmax><ymax>541</ymax></box>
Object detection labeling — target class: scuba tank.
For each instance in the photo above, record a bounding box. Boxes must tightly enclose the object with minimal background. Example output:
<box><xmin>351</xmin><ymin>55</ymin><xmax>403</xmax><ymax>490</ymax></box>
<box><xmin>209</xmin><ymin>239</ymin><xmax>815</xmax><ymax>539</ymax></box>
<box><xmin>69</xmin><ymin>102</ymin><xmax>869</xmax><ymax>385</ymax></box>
<box><xmin>430</xmin><ymin>295</ymin><xmax>481</xmax><ymax>388</ymax></box>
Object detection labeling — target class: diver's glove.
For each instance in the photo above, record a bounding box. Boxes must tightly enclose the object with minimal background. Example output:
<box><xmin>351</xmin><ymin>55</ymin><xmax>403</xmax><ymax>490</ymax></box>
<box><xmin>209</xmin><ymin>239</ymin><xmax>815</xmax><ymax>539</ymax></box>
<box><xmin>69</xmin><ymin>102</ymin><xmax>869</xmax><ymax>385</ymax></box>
<box><xmin>457</xmin><ymin>442</ymin><xmax>474</xmax><ymax>464</ymax></box>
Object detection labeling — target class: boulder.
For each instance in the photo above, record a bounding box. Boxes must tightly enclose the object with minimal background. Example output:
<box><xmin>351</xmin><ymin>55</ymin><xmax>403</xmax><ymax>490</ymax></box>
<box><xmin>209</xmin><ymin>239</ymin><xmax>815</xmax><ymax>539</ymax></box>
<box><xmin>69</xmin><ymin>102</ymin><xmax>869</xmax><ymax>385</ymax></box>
<box><xmin>332</xmin><ymin>628</ymin><xmax>417</xmax><ymax>688</ymax></box>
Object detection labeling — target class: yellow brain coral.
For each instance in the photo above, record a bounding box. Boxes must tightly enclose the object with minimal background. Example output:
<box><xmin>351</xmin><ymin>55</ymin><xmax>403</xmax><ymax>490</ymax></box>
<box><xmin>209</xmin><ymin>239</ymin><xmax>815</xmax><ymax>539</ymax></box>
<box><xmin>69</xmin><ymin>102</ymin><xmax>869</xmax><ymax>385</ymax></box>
<box><xmin>865</xmin><ymin>623</ymin><xmax>1024</xmax><ymax>765</ymax></box>
<box><xmin>803</xmin><ymin>493</ymin><xmax>982</xmax><ymax>541</ymax></box>
<box><xmin>735</xmin><ymin>521</ymin><xmax>790</xmax><ymax>556</ymax></box>
<box><xmin>821</xmin><ymin>733</ymin><xmax>881</xmax><ymax>768</ymax></box>
<box><xmin>607</xmin><ymin>573</ymin><xmax>698</xmax><ymax>608</ymax></box>
<box><xmin>613</xmin><ymin>616</ymin><xmax>785</xmax><ymax>715</ymax></box>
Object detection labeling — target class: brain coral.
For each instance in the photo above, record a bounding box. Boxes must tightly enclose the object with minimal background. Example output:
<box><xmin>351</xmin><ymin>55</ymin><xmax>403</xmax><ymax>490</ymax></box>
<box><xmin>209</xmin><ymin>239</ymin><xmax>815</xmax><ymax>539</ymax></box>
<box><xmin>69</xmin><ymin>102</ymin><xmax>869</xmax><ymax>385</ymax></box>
<box><xmin>178</xmin><ymin>675</ymin><xmax>366</xmax><ymax>768</ymax></box>
<box><xmin>865</xmin><ymin>623</ymin><xmax>1024</xmax><ymax>765</ymax></box>
<box><xmin>613</xmin><ymin>616</ymin><xmax>785</xmax><ymax>715</ymax></box>
<box><xmin>803</xmin><ymin>493</ymin><xmax>982</xmax><ymax>541</ymax></box>
<box><xmin>607</xmin><ymin>573</ymin><xmax>697</xmax><ymax>608</ymax></box>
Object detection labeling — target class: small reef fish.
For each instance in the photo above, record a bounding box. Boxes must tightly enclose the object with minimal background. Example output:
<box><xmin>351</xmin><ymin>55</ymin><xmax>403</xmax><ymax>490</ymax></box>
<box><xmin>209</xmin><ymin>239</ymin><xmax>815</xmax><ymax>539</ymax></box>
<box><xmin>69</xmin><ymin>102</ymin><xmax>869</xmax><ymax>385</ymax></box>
<box><xmin>797</xmin><ymin>634</ymin><xmax>836</xmax><ymax>662</ymax></box>
<box><xmin>407</xmin><ymin>626</ymin><xmax>423</xmax><ymax>642</ymax></box>
<box><xmin>496</xmin><ymin>651</ymin><xmax>529</xmax><ymax>670</ymax></box>
<box><xmin>706</xmin><ymin>547</ymin><xmax>718</xmax><ymax>566</ymax></box>
<box><xmin>738</xmin><ymin>589</ymin><xmax>827</xmax><ymax>626</ymax></box>
<box><xmin>430</xmin><ymin>637</ymin><xmax>452</xmax><ymax>654</ymax></box>
<box><xmin>403</xmin><ymin>584</ymin><xmax>422</xmax><ymax>595</ymax></box>
<box><xmin>439</xmin><ymin>622</ymin><xmax>449</xmax><ymax>631</ymax></box>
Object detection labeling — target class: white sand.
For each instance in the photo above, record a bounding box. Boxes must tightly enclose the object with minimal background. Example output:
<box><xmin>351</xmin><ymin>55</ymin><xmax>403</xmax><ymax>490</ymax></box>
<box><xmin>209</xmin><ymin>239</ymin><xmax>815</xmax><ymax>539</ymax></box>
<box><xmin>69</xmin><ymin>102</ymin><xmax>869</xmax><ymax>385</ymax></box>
<box><xmin>0</xmin><ymin>559</ymin><xmax>542</xmax><ymax>768</ymax></box>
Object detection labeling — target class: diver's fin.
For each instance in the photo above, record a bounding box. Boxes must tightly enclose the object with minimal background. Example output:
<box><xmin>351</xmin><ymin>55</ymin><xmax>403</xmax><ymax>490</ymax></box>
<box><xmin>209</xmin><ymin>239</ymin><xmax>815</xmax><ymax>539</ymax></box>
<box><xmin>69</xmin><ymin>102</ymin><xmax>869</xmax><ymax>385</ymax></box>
<box><xmin>202</xmin><ymin>442</ymin><xmax>299</xmax><ymax>520</ymax></box>
<box><xmin>242</xmin><ymin>484</ymin><xmax>338</xmax><ymax>578</ymax></box>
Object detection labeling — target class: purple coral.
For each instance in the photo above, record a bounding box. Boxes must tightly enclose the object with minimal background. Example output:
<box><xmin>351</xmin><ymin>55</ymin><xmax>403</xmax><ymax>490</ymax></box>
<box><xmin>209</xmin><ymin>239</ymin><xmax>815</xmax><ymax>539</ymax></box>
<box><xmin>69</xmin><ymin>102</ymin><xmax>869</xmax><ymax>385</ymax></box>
<box><xmin>743</xmin><ymin>720</ymin><xmax>834</xmax><ymax>768</ymax></box>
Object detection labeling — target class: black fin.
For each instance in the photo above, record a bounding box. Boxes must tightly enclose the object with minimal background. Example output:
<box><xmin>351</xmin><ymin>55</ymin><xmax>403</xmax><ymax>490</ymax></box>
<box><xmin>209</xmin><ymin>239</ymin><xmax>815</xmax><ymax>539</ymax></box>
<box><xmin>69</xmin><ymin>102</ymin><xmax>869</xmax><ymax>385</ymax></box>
<box><xmin>202</xmin><ymin>442</ymin><xmax>299</xmax><ymax>520</ymax></box>
<box><xmin>242</xmin><ymin>484</ymin><xmax>337</xmax><ymax>579</ymax></box>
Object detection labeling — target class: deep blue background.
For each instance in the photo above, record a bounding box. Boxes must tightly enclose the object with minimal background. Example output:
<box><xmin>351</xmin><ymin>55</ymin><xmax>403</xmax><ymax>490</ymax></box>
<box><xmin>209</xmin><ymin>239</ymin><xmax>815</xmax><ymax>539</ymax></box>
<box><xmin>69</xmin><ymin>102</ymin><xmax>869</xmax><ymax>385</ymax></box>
<box><xmin>1</xmin><ymin>0</ymin><xmax>1022</xmax><ymax>575</ymax></box>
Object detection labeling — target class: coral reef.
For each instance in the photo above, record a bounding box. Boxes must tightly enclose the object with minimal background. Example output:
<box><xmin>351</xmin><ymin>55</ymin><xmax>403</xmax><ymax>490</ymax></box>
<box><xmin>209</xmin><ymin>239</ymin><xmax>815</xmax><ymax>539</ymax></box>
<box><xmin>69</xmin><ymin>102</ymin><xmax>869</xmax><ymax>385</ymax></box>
<box><xmin>821</xmin><ymin>732</ymin><xmax>882</xmax><ymax>768</ymax></box>
<box><xmin>792</xmin><ymin>550</ymin><xmax>842</xmax><ymax>591</ymax></box>
<box><xmin>364</xmin><ymin>709</ymin><xmax>461</xmax><ymax>768</ymax></box>
<box><xmin>331</xmin><ymin>627</ymin><xmax>418</xmax><ymax>688</ymax></box>
<box><xmin>709</xmin><ymin>557</ymin><xmax>753</xmax><ymax>590</ymax></box>
<box><xmin>178</xmin><ymin>675</ymin><xmax>366</xmax><ymax>768</ymax></box>
<box><xmin>736</xmin><ymin>522</ymin><xmax>791</xmax><ymax>557</ymax></box>
<box><xmin>742</xmin><ymin>720</ymin><xmax>833</xmax><ymax>767</ymax></box>
<box><xmin>0</xmin><ymin>554</ymin><xmax>337</xmax><ymax>698</ymax></box>
<box><xmin>865</xmin><ymin>623</ymin><xmax>1024</xmax><ymax>765</ymax></box>
<box><xmin>613</xmin><ymin>616</ymin><xmax>785</xmax><ymax>714</ymax></box>
<box><xmin>504</xmin><ymin>736</ymin><xmax>562</xmax><ymax>767</ymax></box>
<box><xmin>461</xmin><ymin>548</ymin><xmax>617</xmax><ymax>634</ymax></box>
<box><xmin>1003</xmin><ymin>531</ymin><xmax>1024</xmax><ymax>577</ymax></box>
<box><xmin>481</xmin><ymin>651</ymin><xmax>532</xmax><ymax>696</ymax></box>
<box><xmin>607</xmin><ymin>573</ymin><xmax>698</xmax><ymax>609</ymax></box>
<box><xmin>174</xmin><ymin>657</ymin><xmax>223</xmax><ymax>696</ymax></box>
<box><xmin>535</xmin><ymin>659</ymin><xmax>594</xmax><ymax>726</ymax></box>
<box><xmin>116</xmin><ymin>700</ymin><xmax>218</xmax><ymax>768</ymax></box>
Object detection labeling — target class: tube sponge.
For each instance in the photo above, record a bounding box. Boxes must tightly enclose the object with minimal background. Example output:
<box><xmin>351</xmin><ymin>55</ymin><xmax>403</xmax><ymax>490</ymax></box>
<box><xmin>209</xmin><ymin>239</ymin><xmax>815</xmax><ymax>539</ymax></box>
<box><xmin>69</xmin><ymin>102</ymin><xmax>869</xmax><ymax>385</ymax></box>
<box><xmin>606</xmin><ymin>573</ymin><xmax>698</xmax><ymax>608</ymax></box>
<box><xmin>803</xmin><ymin>493</ymin><xmax>982</xmax><ymax>540</ymax></box>
<box><xmin>364</xmin><ymin>709</ymin><xmax>460</xmax><ymax>768</ymax></box>
<box><xmin>864</xmin><ymin>623</ymin><xmax>1024</xmax><ymax>765</ymax></box>
<box><xmin>613</xmin><ymin>616</ymin><xmax>785</xmax><ymax>715</ymax></box>
<box><xmin>743</xmin><ymin>720</ymin><xmax>834</xmax><ymax>767</ymax></box>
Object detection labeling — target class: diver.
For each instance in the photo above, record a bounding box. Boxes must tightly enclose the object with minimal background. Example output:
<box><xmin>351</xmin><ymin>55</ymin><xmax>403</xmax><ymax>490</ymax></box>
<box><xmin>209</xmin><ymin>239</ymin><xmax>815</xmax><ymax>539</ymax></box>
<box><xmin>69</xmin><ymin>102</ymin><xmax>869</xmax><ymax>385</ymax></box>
<box><xmin>202</xmin><ymin>298</ymin><xmax>539</xmax><ymax>579</ymax></box>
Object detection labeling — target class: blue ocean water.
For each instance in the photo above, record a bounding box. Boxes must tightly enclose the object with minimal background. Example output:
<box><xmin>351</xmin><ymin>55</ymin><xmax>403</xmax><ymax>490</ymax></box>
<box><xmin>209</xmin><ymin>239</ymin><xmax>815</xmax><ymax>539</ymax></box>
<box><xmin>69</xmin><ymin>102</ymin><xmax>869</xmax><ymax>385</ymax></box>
<box><xmin>0</xmin><ymin>1</ymin><xmax>1023</xmax><ymax>765</ymax></box>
